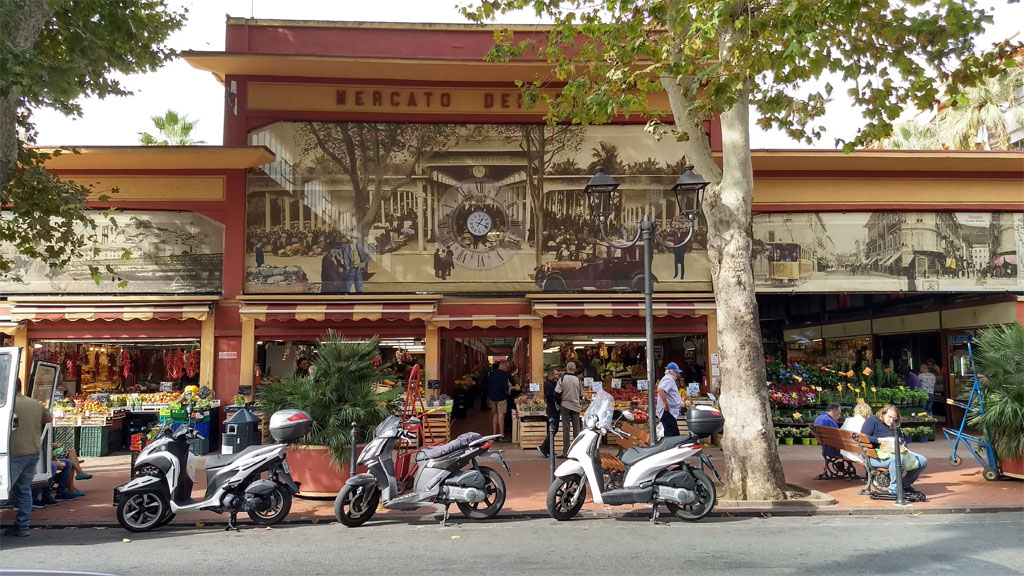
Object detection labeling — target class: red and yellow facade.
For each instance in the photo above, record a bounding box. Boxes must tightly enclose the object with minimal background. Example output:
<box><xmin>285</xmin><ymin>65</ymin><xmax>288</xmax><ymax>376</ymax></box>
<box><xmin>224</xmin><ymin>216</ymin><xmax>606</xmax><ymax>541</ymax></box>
<box><xmin>3</xmin><ymin>19</ymin><xmax>1022</xmax><ymax>404</ymax></box>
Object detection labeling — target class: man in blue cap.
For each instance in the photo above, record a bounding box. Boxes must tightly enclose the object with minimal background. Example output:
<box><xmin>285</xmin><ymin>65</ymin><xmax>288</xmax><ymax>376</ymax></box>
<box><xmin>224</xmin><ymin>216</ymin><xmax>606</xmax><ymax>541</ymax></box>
<box><xmin>657</xmin><ymin>362</ymin><xmax>683</xmax><ymax>438</ymax></box>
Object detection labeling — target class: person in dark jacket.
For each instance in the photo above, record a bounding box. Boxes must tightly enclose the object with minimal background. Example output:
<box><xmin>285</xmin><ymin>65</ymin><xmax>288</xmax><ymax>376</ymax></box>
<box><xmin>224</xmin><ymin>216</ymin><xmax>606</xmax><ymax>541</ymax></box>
<box><xmin>537</xmin><ymin>368</ymin><xmax>562</xmax><ymax>458</ymax></box>
<box><xmin>861</xmin><ymin>404</ymin><xmax>928</xmax><ymax>496</ymax></box>
<box><xmin>813</xmin><ymin>403</ymin><xmax>841</xmax><ymax>456</ymax></box>
<box><xmin>489</xmin><ymin>360</ymin><xmax>511</xmax><ymax>439</ymax></box>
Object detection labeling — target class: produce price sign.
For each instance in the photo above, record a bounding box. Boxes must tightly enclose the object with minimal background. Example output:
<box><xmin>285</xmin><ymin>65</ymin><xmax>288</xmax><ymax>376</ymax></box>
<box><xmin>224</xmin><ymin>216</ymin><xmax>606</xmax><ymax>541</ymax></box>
<box><xmin>159</xmin><ymin>382</ymin><xmax>173</xmax><ymax>392</ymax></box>
<box><xmin>636</xmin><ymin>380</ymin><xmax>649</xmax><ymax>391</ymax></box>
<box><xmin>529</xmin><ymin>382</ymin><xmax>540</xmax><ymax>392</ymax></box>
<box><xmin>611</xmin><ymin>379</ymin><xmax>622</xmax><ymax>389</ymax></box>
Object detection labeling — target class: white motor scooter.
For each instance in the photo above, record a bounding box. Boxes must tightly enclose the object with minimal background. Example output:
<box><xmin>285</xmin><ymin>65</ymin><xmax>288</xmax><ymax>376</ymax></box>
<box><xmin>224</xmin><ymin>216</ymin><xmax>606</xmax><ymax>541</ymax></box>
<box><xmin>547</xmin><ymin>404</ymin><xmax>724</xmax><ymax>522</ymax></box>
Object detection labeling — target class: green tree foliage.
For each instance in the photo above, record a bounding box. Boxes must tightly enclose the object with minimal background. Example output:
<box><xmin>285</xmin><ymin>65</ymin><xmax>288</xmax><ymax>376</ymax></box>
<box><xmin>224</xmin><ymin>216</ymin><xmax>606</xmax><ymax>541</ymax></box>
<box><xmin>138</xmin><ymin>109</ymin><xmax>204</xmax><ymax>146</ymax></box>
<box><xmin>1</xmin><ymin>0</ymin><xmax>186</xmax><ymax>282</ymax></box>
<box><xmin>971</xmin><ymin>324</ymin><xmax>1024</xmax><ymax>462</ymax></box>
<box><xmin>462</xmin><ymin>0</ymin><xmax>1018</xmax><ymax>500</ymax></box>
<box><xmin>937</xmin><ymin>64</ymin><xmax>1024</xmax><ymax>150</ymax></box>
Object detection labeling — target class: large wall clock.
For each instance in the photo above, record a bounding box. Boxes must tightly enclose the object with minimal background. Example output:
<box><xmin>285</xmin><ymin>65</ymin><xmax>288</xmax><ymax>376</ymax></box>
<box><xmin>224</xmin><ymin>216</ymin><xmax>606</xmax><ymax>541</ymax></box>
<box><xmin>435</xmin><ymin>178</ymin><xmax>525</xmax><ymax>270</ymax></box>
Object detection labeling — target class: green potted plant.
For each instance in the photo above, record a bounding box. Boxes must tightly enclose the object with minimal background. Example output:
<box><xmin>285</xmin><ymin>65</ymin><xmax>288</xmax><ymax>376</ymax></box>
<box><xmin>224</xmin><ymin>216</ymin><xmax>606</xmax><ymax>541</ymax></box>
<box><xmin>798</xmin><ymin>427</ymin><xmax>812</xmax><ymax>445</ymax></box>
<box><xmin>782</xmin><ymin>428</ymin><xmax>795</xmax><ymax>446</ymax></box>
<box><xmin>257</xmin><ymin>331</ymin><xmax>402</xmax><ymax>495</ymax></box>
<box><xmin>972</xmin><ymin>323</ymin><xmax>1024</xmax><ymax>480</ymax></box>
<box><xmin>773</xmin><ymin>426</ymin><xmax>784</xmax><ymax>445</ymax></box>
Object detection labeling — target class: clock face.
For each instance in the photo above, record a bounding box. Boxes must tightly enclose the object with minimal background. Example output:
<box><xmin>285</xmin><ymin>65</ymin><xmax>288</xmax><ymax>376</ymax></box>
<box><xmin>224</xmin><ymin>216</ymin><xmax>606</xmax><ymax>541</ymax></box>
<box><xmin>436</xmin><ymin>178</ymin><xmax>525</xmax><ymax>270</ymax></box>
<box><xmin>466</xmin><ymin>211</ymin><xmax>493</xmax><ymax>237</ymax></box>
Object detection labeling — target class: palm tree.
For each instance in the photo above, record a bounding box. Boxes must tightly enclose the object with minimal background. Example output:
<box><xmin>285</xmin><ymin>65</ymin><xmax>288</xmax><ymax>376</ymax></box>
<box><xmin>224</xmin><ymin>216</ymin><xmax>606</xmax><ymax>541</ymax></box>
<box><xmin>881</xmin><ymin>120</ymin><xmax>941</xmax><ymax>150</ymax></box>
<box><xmin>138</xmin><ymin>110</ymin><xmax>204</xmax><ymax>146</ymax></box>
<box><xmin>936</xmin><ymin>66</ymin><xmax>1024</xmax><ymax>150</ymax></box>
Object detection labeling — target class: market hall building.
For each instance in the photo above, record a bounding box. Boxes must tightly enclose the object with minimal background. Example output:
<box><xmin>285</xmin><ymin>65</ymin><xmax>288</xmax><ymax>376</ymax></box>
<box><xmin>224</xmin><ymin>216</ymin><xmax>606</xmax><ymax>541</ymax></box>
<box><xmin>1</xmin><ymin>19</ymin><xmax>1022</xmax><ymax>434</ymax></box>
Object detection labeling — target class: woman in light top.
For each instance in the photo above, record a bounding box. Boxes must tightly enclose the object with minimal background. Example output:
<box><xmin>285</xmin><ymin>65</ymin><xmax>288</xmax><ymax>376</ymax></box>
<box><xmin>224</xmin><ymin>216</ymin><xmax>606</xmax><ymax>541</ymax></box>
<box><xmin>839</xmin><ymin>402</ymin><xmax>873</xmax><ymax>462</ymax></box>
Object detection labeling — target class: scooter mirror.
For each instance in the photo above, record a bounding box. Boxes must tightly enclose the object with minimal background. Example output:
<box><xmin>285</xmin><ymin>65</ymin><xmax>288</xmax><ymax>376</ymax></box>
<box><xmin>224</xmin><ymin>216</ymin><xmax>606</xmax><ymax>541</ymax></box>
<box><xmin>621</xmin><ymin>410</ymin><xmax>635</xmax><ymax>422</ymax></box>
<box><xmin>584</xmin><ymin>413</ymin><xmax>599</xmax><ymax>429</ymax></box>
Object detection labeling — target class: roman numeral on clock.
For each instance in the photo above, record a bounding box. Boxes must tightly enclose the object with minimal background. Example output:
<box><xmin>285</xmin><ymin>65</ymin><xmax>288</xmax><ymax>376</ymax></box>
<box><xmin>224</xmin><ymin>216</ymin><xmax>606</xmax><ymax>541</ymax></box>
<box><xmin>456</xmin><ymin>251</ymin><xmax>468</xmax><ymax>263</ymax></box>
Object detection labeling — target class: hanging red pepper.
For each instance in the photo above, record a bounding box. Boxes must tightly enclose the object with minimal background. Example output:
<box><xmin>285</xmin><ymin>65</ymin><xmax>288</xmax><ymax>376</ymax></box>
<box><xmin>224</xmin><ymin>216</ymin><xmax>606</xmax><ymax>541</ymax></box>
<box><xmin>122</xmin><ymin>350</ymin><xmax>132</xmax><ymax>380</ymax></box>
<box><xmin>185</xmin><ymin>350</ymin><xmax>199</xmax><ymax>378</ymax></box>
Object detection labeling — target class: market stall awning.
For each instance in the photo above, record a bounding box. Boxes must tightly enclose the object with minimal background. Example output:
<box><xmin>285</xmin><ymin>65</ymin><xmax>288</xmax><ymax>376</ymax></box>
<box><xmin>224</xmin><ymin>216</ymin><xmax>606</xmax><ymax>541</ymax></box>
<box><xmin>10</xmin><ymin>302</ymin><xmax>212</xmax><ymax>322</ymax></box>
<box><xmin>0</xmin><ymin>303</ymin><xmax>18</xmax><ymax>335</ymax></box>
<box><xmin>530</xmin><ymin>298</ymin><xmax>715</xmax><ymax>318</ymax></box>
<box><xmin>428</xmin><ymin>315</ymin><xmax>541</xmax><ymax>329</ymax></box>
<box><xmin>239</xmin><ymin>301</ymin><xmax>437</xmax><ymax>322</ymax></box>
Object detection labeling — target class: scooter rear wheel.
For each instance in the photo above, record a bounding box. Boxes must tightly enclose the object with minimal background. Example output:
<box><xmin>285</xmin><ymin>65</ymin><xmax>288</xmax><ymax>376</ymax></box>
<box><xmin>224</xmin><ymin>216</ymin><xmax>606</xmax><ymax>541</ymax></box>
<box><xmin>248</xmin><ymin>482</ymin><xmax>293</xmax><ymax>525</ymax></box>
<box><xmin>547</xmin><ymin>474</ymin><xmax>586</xmax><ymax>521</ymax></box>
<box><xmin>117</xmin><ymin>490</ymin><xmax>170</xmax><ymax>533</ymax></box>
<box><xmin>334</xmin><ymin>483</ymin><xmax>380</xmax><ymax>527</ymax></box>
<box><xmin>665</xmin><ymin>469</ymin><xmax>716</xmax><ymax>521</ymax></box>
<box><xmin>456</xmin><ymin>466</ymin><xmax>506</xmax><ymax>520</ymax></box>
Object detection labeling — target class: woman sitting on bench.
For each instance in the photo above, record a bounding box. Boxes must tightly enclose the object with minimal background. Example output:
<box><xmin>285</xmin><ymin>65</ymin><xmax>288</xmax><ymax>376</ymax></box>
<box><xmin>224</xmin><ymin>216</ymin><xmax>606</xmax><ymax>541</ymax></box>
<box><xmin>861</xmin><ymin>404</ymin><xmax>928</xmax><ymax>497</ymax></box>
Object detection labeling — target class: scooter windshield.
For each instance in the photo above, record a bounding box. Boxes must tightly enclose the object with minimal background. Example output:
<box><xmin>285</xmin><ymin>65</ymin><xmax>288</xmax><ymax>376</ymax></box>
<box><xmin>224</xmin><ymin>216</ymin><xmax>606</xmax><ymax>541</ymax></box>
<box><xmin>584</xmin><ymin>388</ymin><xmax>615</xmax><ymax>430</ymax></box>
<box><xmin>374</xmin><ymin>415</ymin><xmax>403</xmax><ymax>438</ymax></box>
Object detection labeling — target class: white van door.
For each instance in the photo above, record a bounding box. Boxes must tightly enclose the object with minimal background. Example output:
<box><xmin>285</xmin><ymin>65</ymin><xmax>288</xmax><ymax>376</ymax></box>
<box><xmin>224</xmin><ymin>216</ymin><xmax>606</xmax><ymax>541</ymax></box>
<box><xmin>0</xmin><ymin>346</ymin><xmax>23</xmax><ymax>501</ymax></box>
<box><xmin>27</xmin><ymin>360</ymin><xmax>62</xmax><ymax>486</ymax></box>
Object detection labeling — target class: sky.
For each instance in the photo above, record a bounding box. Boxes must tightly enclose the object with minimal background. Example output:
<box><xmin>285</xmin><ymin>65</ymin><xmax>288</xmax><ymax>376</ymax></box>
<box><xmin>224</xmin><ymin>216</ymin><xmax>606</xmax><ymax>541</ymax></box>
<box><xmin>29</xmin><ymin>0</ymin><xmax>1024</xmax><ymax>149</ymax></box>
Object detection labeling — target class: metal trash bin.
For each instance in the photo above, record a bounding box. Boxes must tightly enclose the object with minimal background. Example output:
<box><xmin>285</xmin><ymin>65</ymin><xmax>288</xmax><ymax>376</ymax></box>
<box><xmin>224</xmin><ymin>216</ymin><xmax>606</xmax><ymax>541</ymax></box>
<box><xmin>221</xmin><ymin>408</ymin><xmax>262</xmax><ymax>454</ymax></box>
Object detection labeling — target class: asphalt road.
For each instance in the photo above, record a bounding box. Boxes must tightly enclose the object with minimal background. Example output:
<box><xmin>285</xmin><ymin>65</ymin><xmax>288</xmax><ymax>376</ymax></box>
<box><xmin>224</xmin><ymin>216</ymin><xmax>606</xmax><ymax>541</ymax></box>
<box><xmin>2</xmin><ymin>513</ymin><xmax>1022</xmax><ymax>575</ymax></box>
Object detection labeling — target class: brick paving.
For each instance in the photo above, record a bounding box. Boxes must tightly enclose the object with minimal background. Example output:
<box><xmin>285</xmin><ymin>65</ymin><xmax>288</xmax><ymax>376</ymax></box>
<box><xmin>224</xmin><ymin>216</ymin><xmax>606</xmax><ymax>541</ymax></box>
<box><xmin>3</xmin><ymin>438</ymin><xmax>1021</xmax><ymax>528</ymax></box>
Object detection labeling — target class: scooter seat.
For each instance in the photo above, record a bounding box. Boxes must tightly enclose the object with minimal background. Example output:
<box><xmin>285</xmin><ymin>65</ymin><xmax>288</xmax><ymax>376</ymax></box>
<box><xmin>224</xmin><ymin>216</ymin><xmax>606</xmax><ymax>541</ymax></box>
<box><xmin>205</xmin><ymin>445</ymin><xmax>263</xmax><ymax>471</ymax></box>
<box><xmin>416</xmin><ymin>432</ymin><xmax>482</xmax><ymax>462</ymax></box>
<box><xmin>620</xmin><ymin>436</ymin><xmax>689</xmax><ymax>467</ymax></box>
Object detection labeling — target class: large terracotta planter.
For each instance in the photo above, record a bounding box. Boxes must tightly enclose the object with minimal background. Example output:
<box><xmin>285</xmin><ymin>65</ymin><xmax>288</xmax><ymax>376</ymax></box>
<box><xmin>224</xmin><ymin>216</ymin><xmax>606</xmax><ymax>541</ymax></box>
<box><xmin>1001</xmin><ymin>455</ymin><xmax>1024</xmax><ymax>480</ymax></box>
<box><xmin>287</xmin><ymin>444</ymin><xmax>367</xmax><ymax>498</ymax></box>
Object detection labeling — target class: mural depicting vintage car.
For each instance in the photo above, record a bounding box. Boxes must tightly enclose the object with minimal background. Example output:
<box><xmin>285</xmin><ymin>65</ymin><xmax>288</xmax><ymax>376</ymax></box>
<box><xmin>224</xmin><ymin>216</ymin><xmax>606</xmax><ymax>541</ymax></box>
<box><xmin>534</xmin><ymin>256</ymin><xmax>655</xmax><ymax>292</ymax></box>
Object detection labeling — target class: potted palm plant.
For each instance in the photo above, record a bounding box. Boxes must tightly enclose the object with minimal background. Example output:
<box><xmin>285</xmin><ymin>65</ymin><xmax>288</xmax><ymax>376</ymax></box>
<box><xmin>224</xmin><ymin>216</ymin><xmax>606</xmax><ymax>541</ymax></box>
<box><xmin>257</xmin><ymin>332</ymin><xmax>402</xmax><ymax>496</ymax></box>
<box><xmin>972</xmin><ymin>323</ymin><xmax>1024</xmax><ymax>480</ymax></box>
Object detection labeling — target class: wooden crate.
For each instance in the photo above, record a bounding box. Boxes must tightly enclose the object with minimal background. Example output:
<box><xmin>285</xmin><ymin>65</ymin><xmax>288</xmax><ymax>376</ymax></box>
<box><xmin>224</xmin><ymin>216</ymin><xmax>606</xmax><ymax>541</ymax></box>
<box><xmin>419</xmin><ymin>412</ymin><xmax>450</xmax><ymax>446</ymax></box>
<box><xmin>518</xmin><ymin>418</ymin><xmax>565</xmax><ymax>451</ymax></box>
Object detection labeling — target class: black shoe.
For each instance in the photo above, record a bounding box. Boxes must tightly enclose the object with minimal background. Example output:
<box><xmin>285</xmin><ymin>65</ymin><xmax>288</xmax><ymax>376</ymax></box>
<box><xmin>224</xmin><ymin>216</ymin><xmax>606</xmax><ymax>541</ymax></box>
<box><xmin>3</xmin><ymin>527</ymin><xmax>30</xmax><ymax>537</ymax></box>
<box><xmin>557</xmin><ymin>454</ymin><xmax>568</xmax><ymax>460</ymax></box>
<box><xmin>537</xmin><ymin>447</ymin><xmax>548</xmax><ymax>458</ymax></box>
<box><xmin>41</xmin><ymin>498</ymin><xmax>60</xmax><ymax>506</ymax></box>
<box><xmin>31</xmin><ymin>502</ymin><xmax>46</xmax><ymax>510</ymax></box>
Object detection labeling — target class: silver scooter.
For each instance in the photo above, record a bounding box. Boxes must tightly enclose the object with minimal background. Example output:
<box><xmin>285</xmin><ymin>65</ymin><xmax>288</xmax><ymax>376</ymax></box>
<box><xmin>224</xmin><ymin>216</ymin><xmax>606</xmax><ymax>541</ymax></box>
<box><xmin>114</xmin><ymin>409</ymin><xmax>310</xmax><ymax>532</ymax></box>
<box><xmin>334</xmin><ymin>415</ymin><xmax>511</xmax><ymax>526</ymax></box>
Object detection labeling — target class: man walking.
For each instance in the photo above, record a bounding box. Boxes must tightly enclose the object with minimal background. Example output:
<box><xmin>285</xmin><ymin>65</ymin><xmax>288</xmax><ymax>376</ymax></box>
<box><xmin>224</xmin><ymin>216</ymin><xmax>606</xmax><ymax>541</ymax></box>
<box><xmin>6</xmin><ymin>380</ymin><xmax>52</xmax><ymax>537</ymax></box>
<box><xmin>537</xmin><ymin>368</ymin><xmax>561</xmax><ymax>458</ymax></box>
<box><xmin>555</xmin><ymin>362</ymin><xmax>582</xmax><ymax>456</ymax></box>
<box><xmin>488</xmin><ymin>360</ymin><xmax>511</xmax><ymax>440</ymax></box>
<box><xmin>657</xmin><ymin>363</ymin><xmax>683</xmax><ymax>438</ymax></box>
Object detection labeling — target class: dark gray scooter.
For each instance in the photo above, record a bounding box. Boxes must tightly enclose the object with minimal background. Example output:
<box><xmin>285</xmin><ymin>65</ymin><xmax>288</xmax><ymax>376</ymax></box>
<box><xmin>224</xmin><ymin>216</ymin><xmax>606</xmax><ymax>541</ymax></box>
<box><xmin>334</xmin><ymin>415</ymin><xmax>510</xmax><ymax>526</ymax></box>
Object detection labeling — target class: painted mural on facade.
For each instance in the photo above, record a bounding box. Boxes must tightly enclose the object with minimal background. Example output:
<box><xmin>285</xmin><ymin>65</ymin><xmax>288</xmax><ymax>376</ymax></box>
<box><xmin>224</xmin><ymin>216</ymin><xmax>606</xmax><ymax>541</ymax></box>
<box><xmin>244</xmin><ymin>122</ymin><xmax>712</xmax><ymax>294</ymax></box>
<box><xmin>753</xmin><ymin>212</ymin><xmax>1024</xmax><ymax>293</ymax></box>
<box><xmin>0</xmin><ymin>211</ymin><xmax>224</xmax><ymax>294</ymax></box>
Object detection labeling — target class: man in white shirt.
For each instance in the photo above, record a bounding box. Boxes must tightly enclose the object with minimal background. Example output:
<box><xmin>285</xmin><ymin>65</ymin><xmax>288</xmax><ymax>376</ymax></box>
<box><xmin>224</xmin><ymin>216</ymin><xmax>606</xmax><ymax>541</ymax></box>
<box><xmin>657</xmin><ymin>363</ymin><xmax>683</xmax><ymax>438</ymax></box>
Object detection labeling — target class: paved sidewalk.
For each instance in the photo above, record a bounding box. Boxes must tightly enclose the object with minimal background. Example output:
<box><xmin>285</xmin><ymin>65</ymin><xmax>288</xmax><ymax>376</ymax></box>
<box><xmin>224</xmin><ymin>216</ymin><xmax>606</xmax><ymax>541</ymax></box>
<box><xmin>3</xmin><ymin>440</ymin><xmax>1021</xmax><ymax>528</ymax></box>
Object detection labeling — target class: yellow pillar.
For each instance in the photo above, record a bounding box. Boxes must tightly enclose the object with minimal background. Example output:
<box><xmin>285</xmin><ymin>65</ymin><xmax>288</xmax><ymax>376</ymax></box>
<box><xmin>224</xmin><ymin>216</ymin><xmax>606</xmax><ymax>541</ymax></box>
<box><xmin>529</xmin><ymin>321</ymin><xmax>544</xmax><ymax>387</ymax></box>
<box><xmin>200</xmin><ymin>310</ymin><xmax>216</xmax><ymax>391</ymax></box>
<box><xmin>425</xmin><ymin>324</ymin><xmax>440</xmax><ymax>381</ymax></box>
<box><xmin>13</xmin><ymin>323</ymin><xmax>29</xmax><ymax>394</ymax></box>
<box><xmin>239</xmin><ymin>316</ymin><xmax>256</xmax><ymax>399</ymax></box>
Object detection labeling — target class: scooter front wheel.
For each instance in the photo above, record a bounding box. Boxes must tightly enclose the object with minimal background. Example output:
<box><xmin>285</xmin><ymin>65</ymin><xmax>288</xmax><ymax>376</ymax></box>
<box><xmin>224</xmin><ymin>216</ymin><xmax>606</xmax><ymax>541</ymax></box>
<box><xmin>456</xmin><ymin>466</ymin><xmax>506</xmax><ymax>520</ymax></box>
<box><xmin>117</xmin><ymin>490</ymin><xmax>170</xmax><ymax>533</ymax></box>
<box><xmin>334</xmin><ymin>483</ymin><xmax>380</xmax><ymax>527</ymax></box>
<box><xmin>248</xmin><ymin>482</ymin><xmax>293</xmax><ymax>525</ymax></box>
<box><xmin>547</xmin><ymin>474</ymin><xmax>586</xmax><ymax>521</ymax></box>
<box><xmin>665</xmin><ymin>468</ymin><xmax>716</xmax><ymax>521</ymax></box>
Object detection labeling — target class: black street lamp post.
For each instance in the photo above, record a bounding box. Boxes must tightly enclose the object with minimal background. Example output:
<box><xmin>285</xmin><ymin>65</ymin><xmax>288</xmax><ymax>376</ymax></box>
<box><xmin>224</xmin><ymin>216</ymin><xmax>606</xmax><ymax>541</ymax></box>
<box><xmin>583</xmin><ymin>165</ymin><xmax>709</xmax><ymax>440</ymax></box>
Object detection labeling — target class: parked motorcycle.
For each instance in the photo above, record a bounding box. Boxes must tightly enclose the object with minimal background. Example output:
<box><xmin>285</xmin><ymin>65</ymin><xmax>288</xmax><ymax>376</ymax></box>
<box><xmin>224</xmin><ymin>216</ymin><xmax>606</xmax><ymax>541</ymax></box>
<box><xmin>113</xmin><ymin>408</ymin><xmax>311</xmax><ymax>532</ymax></box>
<box><xmin>334</xmin><ymin>415</ymin><xmax>511</xmax><ymax>526</ymax></box>
<box><xmin>547</xmin><ymin>405</ymin><xmax>724</xmax><ymax>522</ymax></box>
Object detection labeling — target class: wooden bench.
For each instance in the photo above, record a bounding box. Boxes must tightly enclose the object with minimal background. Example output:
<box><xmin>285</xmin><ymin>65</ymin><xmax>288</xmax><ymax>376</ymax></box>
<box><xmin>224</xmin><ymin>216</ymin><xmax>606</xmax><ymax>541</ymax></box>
<box><xmin>812</xmin><ymin>425</ymin><xmax>895</xmax><ymax>498</ymax></box>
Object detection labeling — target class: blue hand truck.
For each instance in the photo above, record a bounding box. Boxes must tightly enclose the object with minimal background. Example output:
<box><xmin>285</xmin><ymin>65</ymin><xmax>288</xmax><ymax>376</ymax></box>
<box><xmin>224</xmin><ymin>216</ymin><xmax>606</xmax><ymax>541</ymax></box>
<box><xmin>942</xmin><ymin>342</ymin><xmax>1001</xmax><ymax>481</ymax></box>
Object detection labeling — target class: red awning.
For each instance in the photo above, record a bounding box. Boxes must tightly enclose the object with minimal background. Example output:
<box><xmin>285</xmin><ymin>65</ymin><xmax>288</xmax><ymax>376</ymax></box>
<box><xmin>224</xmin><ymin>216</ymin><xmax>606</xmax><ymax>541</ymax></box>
<box><xmin>10</xmin><ymin>302</ymin><xmax>212</xmax><ymax>322</ymax></box>
<box><xmin>530</xmin><ymin>299</ymin><xmax>713</xmax><ymax>318</ymax></box>
<box><xmin>428</xmin><ymin>315</ymin><xmax>540</xmax><ymax>330</ymax></box>
<box><xmin>239</xmin><ymin>301</ymin><xmax>437</xmax><ymax>322</ymax></box>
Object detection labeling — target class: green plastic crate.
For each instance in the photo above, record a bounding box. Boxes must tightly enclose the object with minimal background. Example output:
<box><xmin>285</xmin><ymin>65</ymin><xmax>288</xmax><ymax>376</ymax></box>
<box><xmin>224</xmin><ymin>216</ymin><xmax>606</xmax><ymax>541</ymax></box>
<box><xmin>79</xmin><ymin>426</ymin><xmax>111</xmax><ymax>458</ymax></box>
<box><xmin>53</xmin><ymin>427</ymin><xmax>80</xmax><ymax>452</ymax></box>
<box><xmin>188</xmin><ymin>437</ymin><xmax>210</xmax><ymax>456</ymax></box>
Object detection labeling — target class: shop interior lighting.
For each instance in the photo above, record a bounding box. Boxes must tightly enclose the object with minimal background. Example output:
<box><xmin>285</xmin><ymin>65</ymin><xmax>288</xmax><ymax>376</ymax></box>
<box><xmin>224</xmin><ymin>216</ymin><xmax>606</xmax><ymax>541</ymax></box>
<box><xmin>571</xmin><ymin>340</ymin><xmax>599</xmax><ymax>345</ymax></box>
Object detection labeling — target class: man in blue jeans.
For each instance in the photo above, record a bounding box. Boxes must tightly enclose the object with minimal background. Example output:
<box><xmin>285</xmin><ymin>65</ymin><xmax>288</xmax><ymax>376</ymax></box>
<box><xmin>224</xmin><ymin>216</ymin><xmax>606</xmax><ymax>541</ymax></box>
<box><xmin>7</xmin><ymin>380</ymin><xmax>53</xmax><ymax>537</ymax></box>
